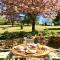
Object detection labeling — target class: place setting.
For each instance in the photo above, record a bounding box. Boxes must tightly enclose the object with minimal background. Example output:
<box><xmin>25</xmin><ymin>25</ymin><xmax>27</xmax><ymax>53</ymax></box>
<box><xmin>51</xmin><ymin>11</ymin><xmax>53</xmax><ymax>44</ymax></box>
<box><xmin>12</xmin><ymin>43</ymin><xmax>51</xmax><ymax>57</ymax></box>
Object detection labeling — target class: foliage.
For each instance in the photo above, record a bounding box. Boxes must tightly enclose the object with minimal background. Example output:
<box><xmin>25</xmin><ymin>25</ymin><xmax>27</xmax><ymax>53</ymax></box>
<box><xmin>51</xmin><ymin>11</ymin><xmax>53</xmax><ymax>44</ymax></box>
<box><xmin>0</xmin><ymin>25</ymin><xmax>60</xmax><ymax>40</ymax></box>
<box><xmin>1</xmin><ymin>0</ymin><xmax>58</xmax><ymax>32</ymax></box>
<box><xmin>23</xmin><ymin>13</ymin><xmax>32</xmax><ymax>25</ymax></box>
<box><xmin>34</xmin><ymin>36</ymin><xmax>39</xmax><ymax>44</ymax></box>
<box><xmin>54</xmin><ymin>12</ymin><xmax>60</xmax><ymax>25</ymax></box>
<box><xmin>0</xmin><ymin>29</ymin><xmax>58</xmax><ymax>40</ymax></box>
<box><xmin>39</xmin><ymin>29</ymin><xmax>57</xmax><ymax>37</ymax></box>
<box><xmin>0</xmin><ymin>15</ymin><xmax>8</xmax><ymax>25</ymax></box>
<box><xmin>0</xmin><ymin>30</ymin><xmax>40</xmax><ymax>40</ymax></box>
<box><xmin>0</xmin><ymin>31</ymin><xmax>32</xmax><ymax>40</ymax></box>
<box><xmin>54</xmin><ymin>12</ymin><xmax>60</xmax><ymax>22</ymax></box>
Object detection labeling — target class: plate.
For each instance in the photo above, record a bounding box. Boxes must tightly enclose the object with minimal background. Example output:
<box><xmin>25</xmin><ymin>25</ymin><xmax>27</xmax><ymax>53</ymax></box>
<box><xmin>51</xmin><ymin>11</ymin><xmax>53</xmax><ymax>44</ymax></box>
<box><xmin>26</xmin><ymin>49</ymin><xmax>37</xmax><ymax>54</ymax></box>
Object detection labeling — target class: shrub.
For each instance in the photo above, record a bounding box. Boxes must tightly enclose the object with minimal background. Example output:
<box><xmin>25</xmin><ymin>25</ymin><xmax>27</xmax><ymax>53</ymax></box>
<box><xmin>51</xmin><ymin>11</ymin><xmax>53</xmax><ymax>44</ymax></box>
<box><xmin>47</xmin><ymin>35</ymin><xmax>60</xmax><ymax>48</ymax></box>
<box><xmin>24</xmin><ymin>33</ymin><xmax>32</xmax><ymax>38</ymax></box>
<box><xmin>39</xmin><ymin>30</ymin><xmax>57</xmax><ymax>37</ymax></box>
<box><xmin>19</xmin><ymin>31</ymin><xmax>26</xmax><ymax>37</ymax></box>
<box><xmin>31</xmin><ymin>30</ymin><xmax>39</xmax><ymax>36</ymax></box>
<box><xmin>0</xmin><ymin>31</ymin><xmax>32</xmax><ymax>40</ymax></box>
<box><xmin>34</xmin><ymin>36</ymin><xmax>39</xmax><ymax>44</ymax></box>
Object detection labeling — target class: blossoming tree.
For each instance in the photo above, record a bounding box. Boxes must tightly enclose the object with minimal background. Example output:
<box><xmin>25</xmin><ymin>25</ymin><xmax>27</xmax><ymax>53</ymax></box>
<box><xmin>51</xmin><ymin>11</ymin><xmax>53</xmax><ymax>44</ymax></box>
<box><xmin>1</xmin><ymin>0</ymin><xmax>59</xmax><ymax>32</ymax></box>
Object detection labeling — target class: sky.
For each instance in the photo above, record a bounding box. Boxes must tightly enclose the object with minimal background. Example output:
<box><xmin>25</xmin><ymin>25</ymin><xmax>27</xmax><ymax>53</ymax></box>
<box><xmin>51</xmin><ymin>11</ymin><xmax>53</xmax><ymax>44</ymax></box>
<box><xmin>36</xmin><ymin>15</ymin><xmax>53</xmax><ymax>25</ymax></box>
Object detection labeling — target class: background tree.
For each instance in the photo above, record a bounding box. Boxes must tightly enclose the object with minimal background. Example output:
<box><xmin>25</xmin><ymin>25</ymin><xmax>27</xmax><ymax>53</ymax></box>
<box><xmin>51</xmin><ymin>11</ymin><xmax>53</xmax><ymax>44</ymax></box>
<box><xmin>23</xmin><ymin>13</ymin><xmax>32</xmax><ymax>25</ymax></box>
<box><xmin>54</xmin><ymin>12</ymin><xmax>60</xmax><ymax>25</ymax></box>
<box><xmin>1</xmin><ymin>0</ymin><xmax>59</xmax><ymax>32</ymax></box>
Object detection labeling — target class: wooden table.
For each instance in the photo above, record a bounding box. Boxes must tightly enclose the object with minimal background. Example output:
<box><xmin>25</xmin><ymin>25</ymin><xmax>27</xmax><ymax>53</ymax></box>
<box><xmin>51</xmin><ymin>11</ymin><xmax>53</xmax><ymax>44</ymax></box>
<box><xmin>12</xmin><ymin>44</ymin><xmax>54</xmax><ymax>60</ymax></box>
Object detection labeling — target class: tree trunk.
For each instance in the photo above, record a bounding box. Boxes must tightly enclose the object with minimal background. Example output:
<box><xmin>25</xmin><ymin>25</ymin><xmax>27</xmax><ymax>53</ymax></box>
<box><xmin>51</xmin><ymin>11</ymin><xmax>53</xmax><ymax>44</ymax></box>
<box><xmin>20</xmin><ymin>21</ymin><xmax>23</xmax><ymax>29</ymax></box>
<box><xmin>31</xmin><ymin>14</ymin><xmax>36</xmax><ymax>32</ymax></box>
<box><xmin>32</xmin><ymin>19</ymin><xmax>35</xmax><ymax>32</ymax></box>
<box><xmin>11</xmin><ymin>20</ymin><xmax>14</xmax><ymax>27</ymax></box>
<box><xmin>10</xmin><ymin>15</ymin><xmax>14</xmax><ymax>27</ymax></box>
<box><xmin>21</xmin><ymin>23</ymin><xmax>23</xmax><ymax>29</ymax></box>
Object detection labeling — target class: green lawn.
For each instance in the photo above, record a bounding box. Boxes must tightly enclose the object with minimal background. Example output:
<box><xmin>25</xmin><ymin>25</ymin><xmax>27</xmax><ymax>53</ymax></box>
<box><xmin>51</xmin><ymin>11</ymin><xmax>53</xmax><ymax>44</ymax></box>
<box><xmin>0</xmin><ymin>25</ymin><xmax>60</xmax><ymax>33</ymax></box>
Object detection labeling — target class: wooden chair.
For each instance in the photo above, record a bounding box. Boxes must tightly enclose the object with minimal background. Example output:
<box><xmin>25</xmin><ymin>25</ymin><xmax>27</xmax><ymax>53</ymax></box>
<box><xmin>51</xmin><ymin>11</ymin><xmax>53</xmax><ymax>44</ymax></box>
<box><xmin>0</xmin><ymin>51</ymin><xmax>12</xmax><ymax>60</ymax></box>
<box><xmin>48</xmin><ymin>50</ymin><xmax>60</xmax><ymax>60</ymax></box>
<box><xmin>12</xmin><ymin>55</ymin><xmax>26</xmax><ymax>60</ymax></box>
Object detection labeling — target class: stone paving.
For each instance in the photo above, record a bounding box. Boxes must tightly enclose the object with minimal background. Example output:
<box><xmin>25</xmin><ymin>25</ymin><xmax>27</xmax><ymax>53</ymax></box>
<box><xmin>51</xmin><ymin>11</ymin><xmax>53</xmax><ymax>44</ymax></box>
<box><xmin>11</xmin><ymin>58</ymin><xmax>45</xmax><ymax>60</ymax></box>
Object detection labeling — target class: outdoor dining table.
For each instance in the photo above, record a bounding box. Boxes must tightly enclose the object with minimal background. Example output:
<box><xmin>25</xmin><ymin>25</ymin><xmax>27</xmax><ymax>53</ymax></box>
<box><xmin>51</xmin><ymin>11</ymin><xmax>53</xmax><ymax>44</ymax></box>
<box><xmin>12</xmin><ymin>43</ymin><xmax>54</xmax><ymax>60</ymax></box>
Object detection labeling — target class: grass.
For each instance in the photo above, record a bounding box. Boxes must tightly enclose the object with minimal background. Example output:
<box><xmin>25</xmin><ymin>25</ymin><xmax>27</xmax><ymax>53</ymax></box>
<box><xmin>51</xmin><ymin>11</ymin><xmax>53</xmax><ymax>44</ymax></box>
<box><xmin>0</xmin><ymin>25</ymin><xmax>60</xmax><ymax>33</ymax></box>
